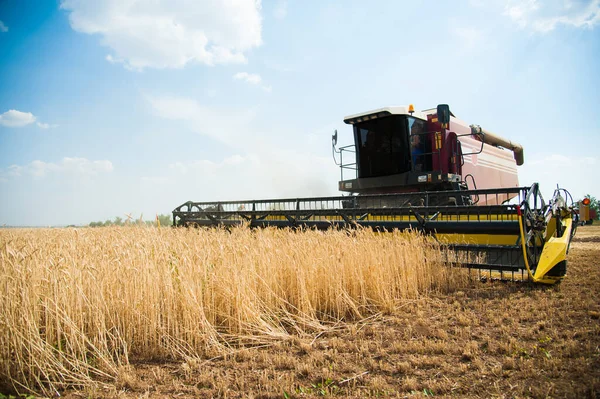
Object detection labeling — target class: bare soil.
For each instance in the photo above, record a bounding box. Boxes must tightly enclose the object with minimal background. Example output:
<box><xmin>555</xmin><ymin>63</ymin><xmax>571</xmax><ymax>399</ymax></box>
<box><xmin>64</xmin><ymin>226</ymin><xmax>600</xmax><ymax>399</ymax></box>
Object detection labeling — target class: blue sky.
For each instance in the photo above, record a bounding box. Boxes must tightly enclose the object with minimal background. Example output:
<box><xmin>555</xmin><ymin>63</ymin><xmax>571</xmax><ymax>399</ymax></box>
<box><xmin>0</xmin><ymin>0</ymin><xmax>599</xmax><ymax>226</ymax></box>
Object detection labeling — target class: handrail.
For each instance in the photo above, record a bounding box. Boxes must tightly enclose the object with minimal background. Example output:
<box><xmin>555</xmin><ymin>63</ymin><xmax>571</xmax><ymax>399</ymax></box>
<box><xmin>176</xmin><ymin>186</ymin><xmax>528</xmax><ymax>208</ymax></box>
<box><xmin>338</xmin><ymin>145</ymin><xmax>357</xmax><ymax>181</ymax></box>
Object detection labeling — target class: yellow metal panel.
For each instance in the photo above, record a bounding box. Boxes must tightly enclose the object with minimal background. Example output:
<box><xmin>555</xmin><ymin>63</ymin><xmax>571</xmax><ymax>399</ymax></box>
<box><xmin>368</xmin><ymin>214</ymin><xmax>519</xmax><ymax>222</ymax></box>
<box><xmin>436</xmin><ymin>233</ymin><xmax>519</xmax><ymax>246</ymax></box>
<box><xmin>265</xmin><ymin>213</ymin><xmax>519</xmax><ymax>225</ymax></box>
<box><xmin>533</xmin><ymin>218</ymin><xmax>572</xmax><ymax>284</ymax></box>
<box><xmin>545</xmin><ymin>217</ymin><xmax>557</xmax><ymax>242</ymax></box>
<box><xmin>435</xmin><ymin>132</ymin><xmax>442</xmax><ymax>149</ymax></box>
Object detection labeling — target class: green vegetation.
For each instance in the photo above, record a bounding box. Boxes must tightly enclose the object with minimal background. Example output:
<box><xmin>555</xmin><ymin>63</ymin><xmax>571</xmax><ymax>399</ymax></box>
<box><xmin>88</xmin><ymin>214</ymin><xmax>172</xmax><ymax>227</ymax></box>
<box><xmin>0</xmin><ymin>394</ymin><xmax>36</xmax><ymax>399</ymax></box>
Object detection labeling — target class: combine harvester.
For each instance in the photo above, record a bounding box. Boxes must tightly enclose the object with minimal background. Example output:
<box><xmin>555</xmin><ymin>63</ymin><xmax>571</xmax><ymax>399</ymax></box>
<box><xmin>173</xmin><ymin>104</ymin><xmax>577</xmax><ymax>285</ymax></box>
<box><xmin>577</xmin><ymin>197</ymin><xmax>596</xmax><ymax>225</ymax></box>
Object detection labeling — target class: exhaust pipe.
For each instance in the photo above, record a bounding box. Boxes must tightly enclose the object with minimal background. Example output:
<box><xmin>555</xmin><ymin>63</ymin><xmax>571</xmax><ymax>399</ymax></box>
<box><xmin>470</xmin><ymin>125</ymin><xmax>524</xmax><ymax>166</ymax></box>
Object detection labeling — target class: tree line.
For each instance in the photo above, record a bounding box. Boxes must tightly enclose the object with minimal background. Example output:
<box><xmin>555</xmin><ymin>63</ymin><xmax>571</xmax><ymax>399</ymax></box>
<box><xmin>89</xmin><ymin>214</ymin><xmax>172</xmax><ymax>227</ymax></box>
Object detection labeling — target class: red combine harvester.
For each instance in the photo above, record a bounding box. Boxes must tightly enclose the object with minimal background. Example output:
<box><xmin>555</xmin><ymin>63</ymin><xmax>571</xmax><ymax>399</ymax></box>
<box><xmin>174</xmin><ymin>104</ymin><xmax>577</xmax><ymax>284</ymax></box>
<box><xmin>577</xmin><ymin>197</ymin><xmax>596</xmax><ymax>225</ymax></box>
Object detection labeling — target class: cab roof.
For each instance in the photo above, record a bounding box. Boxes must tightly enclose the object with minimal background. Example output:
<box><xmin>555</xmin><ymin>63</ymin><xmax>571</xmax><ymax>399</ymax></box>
<box><xmin>343</xmin><ymin>106</ymin><xmax>429</xmax><ymax>125</ymax></box>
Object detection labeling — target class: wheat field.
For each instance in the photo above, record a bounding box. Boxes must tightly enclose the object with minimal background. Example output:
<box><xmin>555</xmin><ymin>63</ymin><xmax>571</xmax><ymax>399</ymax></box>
<box><xmin>0</xmin><ymin>226</ymin><xmax>464</xmax><ymax>395</ymax></box>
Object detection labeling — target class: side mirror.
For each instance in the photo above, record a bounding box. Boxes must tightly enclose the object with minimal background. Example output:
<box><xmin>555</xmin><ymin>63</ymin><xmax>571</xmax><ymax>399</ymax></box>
<box><xmin>332</xmin><ymin>129</ymin><xmax>338</xmax><ymax>146</ymax></box>
<box><xmin>437</xmin><ymin>104</ymin><xmax>450</xmax><ymax>126</ymax></box>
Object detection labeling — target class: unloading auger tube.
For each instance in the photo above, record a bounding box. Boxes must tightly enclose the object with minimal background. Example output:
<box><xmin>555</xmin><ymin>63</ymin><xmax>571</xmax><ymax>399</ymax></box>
<box><xmin>470</xmin><ymin>124</ymin><xmax>525</xmax><ymax>166</ymax></box>
<box><xmin>173</xmin><ymin>184</ymin><xmax>577</xmax><ymax>285</ymax></box>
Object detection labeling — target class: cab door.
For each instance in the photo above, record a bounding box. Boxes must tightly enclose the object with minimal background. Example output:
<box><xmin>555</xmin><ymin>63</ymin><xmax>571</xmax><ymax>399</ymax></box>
<box><xmin>445</xmin><ymin>132</ymin><xmax>462</xmax><ymax>176</ymax></box>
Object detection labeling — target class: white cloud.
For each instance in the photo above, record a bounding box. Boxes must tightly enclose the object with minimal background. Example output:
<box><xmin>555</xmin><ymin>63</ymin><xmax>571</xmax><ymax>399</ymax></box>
<box><xmin>36</xmin><ymin>122</ymin><xmax>59</xmax><ymax>129</ymax></box>
<box><xmin>504</xmin><ymin>0</ymin><xmax>539</xmax><ymax>27</ymax></box>
<box><xmin>147</xmin><ymin>95</ymin><xmax>339</xmax><ymax>200</ymax></box>
<box><xmin>503</xmin><ymin>0</ymin><xmax>600</xmax><ymax>32</ymax></box>
<box><xmin>160</xmin><ymin>150</ymin><xmax>335</xmax><ymax>200</ymax></box>
<box><xmin>0</xmin><ymin>110</ymin><xmax>36</xmax><ymax>127</ymax></box>
<box><xmin>233</xmin><ymin>71</ymin><xmax>262</xmax><ymax>84</ymax></box>
<box><xmin>233</xmin><ymin>72</ymin><xmax>272</xmax><ymax>91</ymax></box>
<box><xmin>0</xmin><ymin>158</ymin><xmax>113</xmax><ymax>181</ymax></box>
<box><xmin>147</xmin><ymin>95</ymin><xmax>257</xmax><ymax>145</ymax></box>
<box><xmin>0</xmin><ymin>20</ymin><xmax>8</xmax><ymax>32</ymax></box>
<box><xmin>0</xmin><ymin>165</ymin><xmax>22</xmax><ymax>182</ymax></box>
<box><xmin>60</xmin><ymin>0</ymin><xmax>263</xmax><ymax>70</ymax></box>
<box><xmin>169</xmin><ymin>154</ymin><xmax>254</xmax><ymax>175</ymax></box>
<box><xmin>0</xmin><ymin>110</ymin><xmax>57</xmax><ymax>129</ymax></box>
<box><xmin>273</xmin><ymin>0</ymin><xmax>288</xmax><ymax>19</ymax></box>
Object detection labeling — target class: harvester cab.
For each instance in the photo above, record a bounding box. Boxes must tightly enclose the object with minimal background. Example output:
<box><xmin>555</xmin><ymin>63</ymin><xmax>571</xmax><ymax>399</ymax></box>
<box><xmin>334</xmin><ymin>105</ymin><xmax>460</xmax><ymax>194</ymax></box>
<box><xmin>173</xmin><ymin>103</ymin><xmax>577</xmax><ymax>285</ymax></box>
<box><xmin>332</xmin><ymin>104</ymin><xmax>523</xmax><ymax>207</ymax></box>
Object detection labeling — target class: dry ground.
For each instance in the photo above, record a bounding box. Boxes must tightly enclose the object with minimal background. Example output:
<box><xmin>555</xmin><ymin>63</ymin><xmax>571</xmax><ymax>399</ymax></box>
<box><xmin>57</xmin><ymin>225</ymin><xmax>600</xmax><ymax>399</ymax></box>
